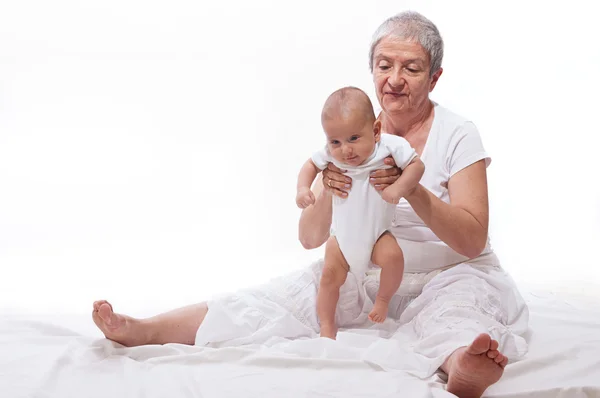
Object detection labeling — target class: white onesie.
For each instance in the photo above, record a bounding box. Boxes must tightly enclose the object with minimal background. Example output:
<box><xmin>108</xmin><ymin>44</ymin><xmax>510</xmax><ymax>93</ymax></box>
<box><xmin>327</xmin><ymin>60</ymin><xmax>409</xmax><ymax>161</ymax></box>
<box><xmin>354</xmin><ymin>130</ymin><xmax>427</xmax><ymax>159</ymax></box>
<box><xmin>311</xmin><ymin>133</ymin><xmax>418</xmax><ymax>277</ymax></box>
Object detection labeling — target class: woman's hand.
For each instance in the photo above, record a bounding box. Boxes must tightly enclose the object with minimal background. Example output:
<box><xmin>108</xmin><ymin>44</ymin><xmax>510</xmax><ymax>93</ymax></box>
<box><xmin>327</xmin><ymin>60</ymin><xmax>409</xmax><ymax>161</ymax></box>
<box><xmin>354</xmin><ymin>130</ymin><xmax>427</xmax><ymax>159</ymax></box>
<box><xmin>322</xmin><ymin>163</ymin><xmax>352</xmax><ymax>198</ymax></box>
<box><xmin>369</xmin><ymin>156</ymin><xmax>402</xmax><ymax>191</ymax></box>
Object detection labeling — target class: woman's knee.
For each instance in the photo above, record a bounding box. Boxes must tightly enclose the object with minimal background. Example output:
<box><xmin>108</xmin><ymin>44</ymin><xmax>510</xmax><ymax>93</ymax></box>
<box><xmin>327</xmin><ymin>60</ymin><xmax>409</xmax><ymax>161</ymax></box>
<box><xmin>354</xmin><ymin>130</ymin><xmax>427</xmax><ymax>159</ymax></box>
<box><xmin>410</xmin><ymin>271</ymin><xmax>505</xmax><ymax>325</ymax></box>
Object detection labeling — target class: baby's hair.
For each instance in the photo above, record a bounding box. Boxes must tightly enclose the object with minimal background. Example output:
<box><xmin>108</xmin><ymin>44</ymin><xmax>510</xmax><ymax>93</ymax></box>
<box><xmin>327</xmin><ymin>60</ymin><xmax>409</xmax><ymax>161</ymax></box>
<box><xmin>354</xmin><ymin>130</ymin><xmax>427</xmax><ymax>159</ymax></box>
<box><xmin>321</xmin><ymin>86</ymin><xmax>376</xmax><ymax>127</ymax></box>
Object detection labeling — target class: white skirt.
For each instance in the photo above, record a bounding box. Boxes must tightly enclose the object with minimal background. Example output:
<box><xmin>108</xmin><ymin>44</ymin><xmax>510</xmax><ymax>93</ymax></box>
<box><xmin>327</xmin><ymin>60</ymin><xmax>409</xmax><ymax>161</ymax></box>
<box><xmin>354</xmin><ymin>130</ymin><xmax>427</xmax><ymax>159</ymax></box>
<box><xmin>195</xmin><ymin>253</ymin><xmax>529</xmax><ymax>378</ymax></box>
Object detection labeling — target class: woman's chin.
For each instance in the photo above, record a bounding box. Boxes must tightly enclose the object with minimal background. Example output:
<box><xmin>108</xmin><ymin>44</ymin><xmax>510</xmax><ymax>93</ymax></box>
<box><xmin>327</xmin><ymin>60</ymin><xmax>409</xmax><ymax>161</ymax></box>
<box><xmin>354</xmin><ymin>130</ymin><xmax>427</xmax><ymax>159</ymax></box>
<box><xmin>382</xmin><ymin>97</ymin><xmax>409</xmax><ymax>113</ymax></box>
<box><xmin>382</xmin><ymin>103</ymin><xmax>406</xmax><ymax>115</ymax></box>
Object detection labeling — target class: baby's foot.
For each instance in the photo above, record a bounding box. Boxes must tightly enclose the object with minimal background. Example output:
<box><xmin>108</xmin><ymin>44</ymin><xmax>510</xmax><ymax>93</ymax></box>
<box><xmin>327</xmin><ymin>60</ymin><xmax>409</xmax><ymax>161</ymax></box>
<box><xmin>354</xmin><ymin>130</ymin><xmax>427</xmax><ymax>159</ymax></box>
<box><xmin>368</xmin><ymin>298</ymin><xmax>389</xmax><ymax>323</ymax></box>
<box><xmin>92</xmin><ymin>300</ymin><xmax>149</xmax><ymax>347</ymax></box>
<box><xmin>445</xmin><ymin>333</ymin><xmax>507</xmax><ymax>398</ymax></box>
<box><xmin>319</xmin><ymin>323</ymin><xmax>338</xmax><ymax>340</ymax></box>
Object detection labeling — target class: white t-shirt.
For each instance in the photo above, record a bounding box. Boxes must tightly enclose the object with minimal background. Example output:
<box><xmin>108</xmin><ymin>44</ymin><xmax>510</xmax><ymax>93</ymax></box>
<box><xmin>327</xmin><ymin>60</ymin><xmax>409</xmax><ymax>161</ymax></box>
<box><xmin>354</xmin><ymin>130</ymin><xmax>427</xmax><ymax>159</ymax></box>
<box><xmin>380</xmin><ymin>102</ymin><xmax>497</xmax><ymax>272</ymax></box>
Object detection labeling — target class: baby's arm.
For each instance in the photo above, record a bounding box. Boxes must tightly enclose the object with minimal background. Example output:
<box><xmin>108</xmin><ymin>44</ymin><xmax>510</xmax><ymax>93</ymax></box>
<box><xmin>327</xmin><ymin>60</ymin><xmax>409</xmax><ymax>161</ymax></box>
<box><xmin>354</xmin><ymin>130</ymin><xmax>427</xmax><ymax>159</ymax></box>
<box><xmin>296</xmin><ymin>159</ymin><xmax>321</xmax><ymax>208</ymax></box>
<box><xmin>381</xmin><ymin>156</ymin><xmax>425</xmax><ymax>204</ymax></box>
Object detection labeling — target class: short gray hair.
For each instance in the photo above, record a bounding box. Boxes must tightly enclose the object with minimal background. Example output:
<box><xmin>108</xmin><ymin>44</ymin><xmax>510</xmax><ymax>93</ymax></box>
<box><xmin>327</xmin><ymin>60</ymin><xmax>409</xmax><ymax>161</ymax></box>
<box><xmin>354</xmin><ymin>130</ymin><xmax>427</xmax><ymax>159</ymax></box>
<box><xmin>369</xmin><ymin>11</ymin><xmax>444</xmax><ymax>77</ymax></box>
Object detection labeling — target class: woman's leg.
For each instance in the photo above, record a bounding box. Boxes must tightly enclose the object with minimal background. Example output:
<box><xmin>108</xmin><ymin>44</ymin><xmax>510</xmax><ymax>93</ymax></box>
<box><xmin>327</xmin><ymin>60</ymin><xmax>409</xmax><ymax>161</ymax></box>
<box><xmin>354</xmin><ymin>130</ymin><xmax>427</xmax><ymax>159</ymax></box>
<box><xmin>398</xmin><ymin>263</ymin><xmax>529</xmax><ymax>397</ymax></box>
<box><xmin>92</xmin><ymin>261</ymin><xmax>331</xmax><ymax>347</ymax></box>
<box><xmin>92</xmin><ymin>300</ymin><xmax>207</xmax><ymax>346</ymax></box>
<box><xmin>441</xmin><ymin>333</ymin><xmax>507</xmax><ymax>398</ymax></box>
<box><xmin>92</xmin><ymin>257</ymin><xmax>368</xmax><ymax>348</ymax></box>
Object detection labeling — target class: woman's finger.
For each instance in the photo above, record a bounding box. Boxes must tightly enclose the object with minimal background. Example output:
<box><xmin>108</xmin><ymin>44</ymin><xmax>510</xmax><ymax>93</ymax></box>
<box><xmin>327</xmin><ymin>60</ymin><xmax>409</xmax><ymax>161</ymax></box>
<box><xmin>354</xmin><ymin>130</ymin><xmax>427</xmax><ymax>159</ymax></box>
<box><xmin>326</xmin><ymin>177</ymin><xmax>351</xmax><ymax>193</ymax></box>
<box><xmin>370</xmin><ymin>167</ymin><xmax>400</xmax><ymax>178</ymax></box>
<box><xmin>326</xmin><ymin>162</ymin><xmax>346</xmax><ymax>174</ymax></box>
<box><xmin>370</xmin><ymin>175</ymin><xmax>399</xmax><ymax>185</ymax></box>
<box><xmin>323</xmin><ymin>168</ymin><xmax>352</xmax><ymax>185</ymax></box>
<box><xmin>331</xmin><ymin>187</ymin><xmax>348</xmax><ymax>198</ymax></box>
<box><xmin>322</xmin><ymin>163</ymin><xmax>352</xmax><ymax>196</ymax></box>
<box><xmin>373</xmin><ymin>183</ymin><xmax>390</xmax><ymax>192</ymax></box>
<box><xmin>383</xmin><ymin>156</ymin><xmax>397</xmax><ymax>166</ymax></box>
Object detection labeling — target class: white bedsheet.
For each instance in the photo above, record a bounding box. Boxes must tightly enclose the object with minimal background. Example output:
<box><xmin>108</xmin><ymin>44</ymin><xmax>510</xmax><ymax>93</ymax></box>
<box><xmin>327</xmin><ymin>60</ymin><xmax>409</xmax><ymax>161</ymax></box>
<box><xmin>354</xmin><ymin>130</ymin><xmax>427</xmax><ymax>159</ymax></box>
<box><xmin>2</xmin><ymin>288</ymin><xmax>600</xmax><ymax>398</ymax></box>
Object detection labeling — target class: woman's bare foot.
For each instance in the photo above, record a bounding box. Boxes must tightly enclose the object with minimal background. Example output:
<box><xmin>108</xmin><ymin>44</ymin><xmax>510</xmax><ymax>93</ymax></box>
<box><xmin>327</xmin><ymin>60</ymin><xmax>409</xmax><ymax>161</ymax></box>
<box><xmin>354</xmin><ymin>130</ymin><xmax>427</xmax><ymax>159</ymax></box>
<box><xmin>443</xmin><ymin>333</ymin><xmax>507</xmax><ymax>398</ymax></box>
<box><xmin>368</xmin><ymin>298</ymin><xmax>389</xmax><ymax>323</ymax></box>
<box><xmin>92</xmin><ymin>300</ymin><xmax>151</xmax><ymax>347</ymax></box>
<box><xmin>319</xmin><ymin>323</ymin><xmax>338</xmax><ymax>340</ymax></box>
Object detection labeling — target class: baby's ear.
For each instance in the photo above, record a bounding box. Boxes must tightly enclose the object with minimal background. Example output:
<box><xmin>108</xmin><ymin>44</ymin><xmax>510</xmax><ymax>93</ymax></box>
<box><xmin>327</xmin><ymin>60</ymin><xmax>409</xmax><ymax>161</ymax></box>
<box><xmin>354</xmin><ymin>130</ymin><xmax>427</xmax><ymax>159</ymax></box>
<box><xmin>373</xmin><ymin>120</ymin><xmax>382</xmax><ymax>142</ymax></box>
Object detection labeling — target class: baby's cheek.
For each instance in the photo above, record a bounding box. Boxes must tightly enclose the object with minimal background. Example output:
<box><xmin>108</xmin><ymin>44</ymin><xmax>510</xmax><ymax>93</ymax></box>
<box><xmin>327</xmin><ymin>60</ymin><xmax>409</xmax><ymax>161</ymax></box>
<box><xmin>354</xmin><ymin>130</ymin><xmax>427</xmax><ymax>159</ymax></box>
<box><xmin>329</xmin><ymin>148</ymin><xmax>344</xmax><ymax>163</ymax></box>
<box><xmin>360</xmin><ymin>142</ymin><xmax>374</xmax><ymax>158</ymax></box>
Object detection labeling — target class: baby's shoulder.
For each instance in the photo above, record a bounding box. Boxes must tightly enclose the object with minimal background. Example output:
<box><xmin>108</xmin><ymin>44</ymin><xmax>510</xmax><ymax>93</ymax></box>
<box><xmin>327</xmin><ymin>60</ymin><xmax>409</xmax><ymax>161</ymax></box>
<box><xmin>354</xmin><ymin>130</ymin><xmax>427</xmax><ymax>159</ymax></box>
<box><xmin>311</xmin><ymin>146</ymin><xmax>333</xmax><ymax>170</ymax></box>
<box><xmin>378</xmin><ymin>134</ymin><xmax>413</xmax><ymax>157</ymax></box>
<box><xmin>379</xmin><ymin>133</ymin><xmax>410</xmax><ymax>147</ymax></box>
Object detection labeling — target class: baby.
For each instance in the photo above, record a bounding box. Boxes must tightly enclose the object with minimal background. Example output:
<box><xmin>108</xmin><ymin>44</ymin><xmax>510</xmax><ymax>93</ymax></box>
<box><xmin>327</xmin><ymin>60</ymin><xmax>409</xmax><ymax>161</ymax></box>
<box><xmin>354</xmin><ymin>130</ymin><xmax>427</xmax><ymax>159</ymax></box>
<box><xmin>296</xmin><ymin>86</ymin><xmax>425</xmax><ymax>339</ymax></box>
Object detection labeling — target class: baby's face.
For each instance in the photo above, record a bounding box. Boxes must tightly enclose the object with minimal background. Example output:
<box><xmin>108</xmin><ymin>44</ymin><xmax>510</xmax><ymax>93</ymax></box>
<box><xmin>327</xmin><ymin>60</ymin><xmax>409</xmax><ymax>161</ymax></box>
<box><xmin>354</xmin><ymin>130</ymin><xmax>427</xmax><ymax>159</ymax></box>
<box><xmin>323</xmin><ymin>113</ymin><xmax>378</xmax><ymax>167</ymax></box>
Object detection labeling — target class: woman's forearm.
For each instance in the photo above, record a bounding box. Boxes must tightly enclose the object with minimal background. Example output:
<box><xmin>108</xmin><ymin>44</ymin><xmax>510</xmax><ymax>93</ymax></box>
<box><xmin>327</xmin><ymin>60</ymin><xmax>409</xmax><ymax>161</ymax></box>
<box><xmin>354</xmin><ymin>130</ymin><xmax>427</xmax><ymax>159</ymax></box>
<box><xmin>298</xmin><ymin>178</ymin><xmax>333</xmax><ymax>250</ymax></box>
<box><xmin>405</xmin><ymin>184</ymin><xmax>488</xmax><ymax>258</ymax></box>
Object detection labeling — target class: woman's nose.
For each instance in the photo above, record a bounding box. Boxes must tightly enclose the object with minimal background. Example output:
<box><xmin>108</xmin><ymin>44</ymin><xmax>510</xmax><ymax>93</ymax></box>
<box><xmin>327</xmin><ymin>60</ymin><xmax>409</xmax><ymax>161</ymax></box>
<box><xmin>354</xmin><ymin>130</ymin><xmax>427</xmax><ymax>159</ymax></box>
<box><xmin>388</xmin><ymin>68</ymin><xmax>405</xmax><ymax>89</ymax></box>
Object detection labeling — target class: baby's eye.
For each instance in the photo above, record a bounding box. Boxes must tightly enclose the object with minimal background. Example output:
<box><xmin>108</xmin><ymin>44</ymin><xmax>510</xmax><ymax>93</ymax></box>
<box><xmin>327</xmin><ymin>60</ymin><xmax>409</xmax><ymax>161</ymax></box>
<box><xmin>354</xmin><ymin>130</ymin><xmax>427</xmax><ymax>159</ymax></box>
<box><xmin>349</xmin><ymin>135</ymin><xmax>359</xmax><ymax>142</ymax></box>
<box><xmin>330</xmin><ymin>140</ymin><xmax>340</xmax><ymax>145</ymax></box>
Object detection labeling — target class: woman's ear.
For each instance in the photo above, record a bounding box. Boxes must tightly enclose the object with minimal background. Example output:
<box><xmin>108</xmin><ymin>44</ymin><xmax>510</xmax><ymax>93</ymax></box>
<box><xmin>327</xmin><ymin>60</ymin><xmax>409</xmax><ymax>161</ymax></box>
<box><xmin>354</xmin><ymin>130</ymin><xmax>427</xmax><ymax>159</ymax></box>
<box><xmin>429</xmin><ymin>67</ymin><xmax>443</xmax><ymax>92</ymax></box>
<box><xmin>373</xmin><ymin>120</ymin><xmax>382</xmax><ymax>142</ymax></box>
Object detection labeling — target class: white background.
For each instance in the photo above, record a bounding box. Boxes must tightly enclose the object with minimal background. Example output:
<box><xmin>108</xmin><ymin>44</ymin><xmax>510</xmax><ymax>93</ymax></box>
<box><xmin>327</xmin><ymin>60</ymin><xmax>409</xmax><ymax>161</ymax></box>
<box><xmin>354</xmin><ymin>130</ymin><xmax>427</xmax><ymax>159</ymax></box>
<box><xmin>1</xmin><ymin>0</ymin><xmax>599</xmax><ymax>316</ymax></box>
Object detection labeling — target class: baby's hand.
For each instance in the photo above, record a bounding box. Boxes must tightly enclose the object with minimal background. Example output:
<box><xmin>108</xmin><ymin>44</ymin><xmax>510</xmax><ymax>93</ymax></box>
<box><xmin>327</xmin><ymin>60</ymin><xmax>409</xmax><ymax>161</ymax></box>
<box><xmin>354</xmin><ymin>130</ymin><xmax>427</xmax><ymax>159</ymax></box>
<box><xmin>296</xmin><ymin>187</ymin><xmax>316</xmax><ymax>208</ymax></box>
<box><xmin>381</xmin><ymin>186</ymin><xmax>405</xmax><ymax>205</ymax></box>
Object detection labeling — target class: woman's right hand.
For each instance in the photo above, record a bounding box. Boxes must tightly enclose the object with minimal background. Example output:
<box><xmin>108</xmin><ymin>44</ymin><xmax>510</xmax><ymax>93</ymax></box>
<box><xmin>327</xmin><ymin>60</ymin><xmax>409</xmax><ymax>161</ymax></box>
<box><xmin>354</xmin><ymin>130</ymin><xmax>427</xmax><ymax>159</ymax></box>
<box><xmin>322</xmin><ymin>163</ymin><xmax>352</xmax><ymax>198</ymax></box>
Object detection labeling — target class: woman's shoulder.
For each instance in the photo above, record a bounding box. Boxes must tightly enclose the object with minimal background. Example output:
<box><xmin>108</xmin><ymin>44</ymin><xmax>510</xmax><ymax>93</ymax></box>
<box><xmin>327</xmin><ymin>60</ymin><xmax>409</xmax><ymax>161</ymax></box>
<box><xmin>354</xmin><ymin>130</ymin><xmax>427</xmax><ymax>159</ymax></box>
<box><xmin>432</xmin><ymin>102</ymin><xmax>485</xmax><ymax>151</ymax></box>
<box><xmin>433</xmin><ymin>102</ymin><xmax>477</xmax><ymax>132</ymax></box>
<box><xmin>432</xmin><ymin>102</ymin><xmax>491</xmax><ymax>173</ymax></box>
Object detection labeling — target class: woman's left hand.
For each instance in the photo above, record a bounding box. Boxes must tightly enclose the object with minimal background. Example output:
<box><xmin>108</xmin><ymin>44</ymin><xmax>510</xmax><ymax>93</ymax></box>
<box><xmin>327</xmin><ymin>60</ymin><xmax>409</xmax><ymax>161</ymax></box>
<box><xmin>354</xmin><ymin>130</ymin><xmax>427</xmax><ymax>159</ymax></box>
<box><xmin>369</xmin><ymin>156</ymin><xmax>401</xmax><ymax>191</ymax></box>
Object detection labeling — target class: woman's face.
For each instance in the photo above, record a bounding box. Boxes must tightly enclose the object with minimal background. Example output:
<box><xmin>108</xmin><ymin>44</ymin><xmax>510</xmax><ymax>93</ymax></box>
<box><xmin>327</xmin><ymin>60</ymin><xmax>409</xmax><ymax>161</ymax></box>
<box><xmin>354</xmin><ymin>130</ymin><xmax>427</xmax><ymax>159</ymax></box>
<box><xmin>372</xmin><ymin>37</ymin><xmax>442</xmax><ymax>117</ymax></box>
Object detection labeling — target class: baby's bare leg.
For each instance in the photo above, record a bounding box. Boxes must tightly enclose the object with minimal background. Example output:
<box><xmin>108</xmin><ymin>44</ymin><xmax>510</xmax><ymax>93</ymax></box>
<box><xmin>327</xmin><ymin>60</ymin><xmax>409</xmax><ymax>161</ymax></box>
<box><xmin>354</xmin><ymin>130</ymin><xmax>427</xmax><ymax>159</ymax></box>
<box><xmin>369</xmin><ymin>231</ymin><xmax>404</xmax><ymax>323</ymax></box>
<box><xmin>317</xmin><ymin>236</ymin><xmax>349</xmax><ymax>339</ymax></box>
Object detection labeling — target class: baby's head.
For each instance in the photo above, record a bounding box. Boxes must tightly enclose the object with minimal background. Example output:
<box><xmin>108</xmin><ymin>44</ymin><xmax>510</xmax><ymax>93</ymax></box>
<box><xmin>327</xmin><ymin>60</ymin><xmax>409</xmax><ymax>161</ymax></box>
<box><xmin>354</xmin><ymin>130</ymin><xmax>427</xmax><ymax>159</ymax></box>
<box><xmin>321</xmin><ymin>86</ymin><xmax>381</xmax><ymax>167</ymax></box>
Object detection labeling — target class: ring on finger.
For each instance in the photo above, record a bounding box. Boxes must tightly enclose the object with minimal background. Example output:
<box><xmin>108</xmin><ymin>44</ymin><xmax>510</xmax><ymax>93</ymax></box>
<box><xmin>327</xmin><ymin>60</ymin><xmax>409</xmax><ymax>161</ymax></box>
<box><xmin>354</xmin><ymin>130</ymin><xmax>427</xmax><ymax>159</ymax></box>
<box><xmin>327</xmin><ymin>179</ymin><xmax>332</xmax><ymax>188</ymax></box>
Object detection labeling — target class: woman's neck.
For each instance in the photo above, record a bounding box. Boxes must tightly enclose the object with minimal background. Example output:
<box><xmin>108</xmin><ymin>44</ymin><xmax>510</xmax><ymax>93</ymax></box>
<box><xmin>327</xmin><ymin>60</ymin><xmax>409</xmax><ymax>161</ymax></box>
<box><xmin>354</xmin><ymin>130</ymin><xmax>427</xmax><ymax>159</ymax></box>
<box><xmin>382</xmin><ymin>100</ymin><xmax>434</xmax><ymax>138</ymax></box>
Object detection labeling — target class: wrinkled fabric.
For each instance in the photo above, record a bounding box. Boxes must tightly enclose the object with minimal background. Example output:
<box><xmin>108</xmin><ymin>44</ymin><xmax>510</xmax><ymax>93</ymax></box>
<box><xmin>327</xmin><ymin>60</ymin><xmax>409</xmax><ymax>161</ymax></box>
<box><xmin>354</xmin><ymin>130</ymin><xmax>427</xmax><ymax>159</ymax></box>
<box><xmin>195</xmin><ymin>255</ymin><xmax>528</xmax><ymax>378</ymax></box>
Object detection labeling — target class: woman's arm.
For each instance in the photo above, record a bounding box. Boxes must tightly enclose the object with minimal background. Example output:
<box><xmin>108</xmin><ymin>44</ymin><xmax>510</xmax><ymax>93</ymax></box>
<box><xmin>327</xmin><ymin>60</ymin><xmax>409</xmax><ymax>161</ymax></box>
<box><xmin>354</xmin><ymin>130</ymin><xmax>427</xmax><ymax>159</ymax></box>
<box><xmin>404</xmin><ymin>159</ymin><xmax>489</xmax><ymax>258</ymax></box>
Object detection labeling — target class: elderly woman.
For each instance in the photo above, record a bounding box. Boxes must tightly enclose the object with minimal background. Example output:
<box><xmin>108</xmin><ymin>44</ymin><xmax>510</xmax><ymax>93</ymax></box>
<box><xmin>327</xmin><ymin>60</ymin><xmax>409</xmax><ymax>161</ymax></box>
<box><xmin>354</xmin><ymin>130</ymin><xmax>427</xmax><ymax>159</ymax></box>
<box><xmin>92</xmin><ymin>11</ymin><xmax>528</xmax><ymax>398</ymax></box>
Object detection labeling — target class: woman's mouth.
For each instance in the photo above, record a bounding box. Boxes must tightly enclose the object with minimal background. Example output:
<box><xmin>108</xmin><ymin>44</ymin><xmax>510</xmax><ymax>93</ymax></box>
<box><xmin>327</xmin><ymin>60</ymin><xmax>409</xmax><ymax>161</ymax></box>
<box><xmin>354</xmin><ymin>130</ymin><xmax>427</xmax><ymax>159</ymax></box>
<box><xmin>385</xmin><ymin>91</ymin><xmax>406</xmax><ymax>97</ymax></box>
